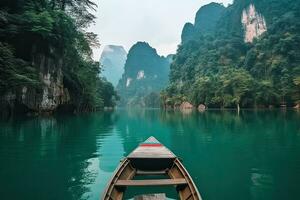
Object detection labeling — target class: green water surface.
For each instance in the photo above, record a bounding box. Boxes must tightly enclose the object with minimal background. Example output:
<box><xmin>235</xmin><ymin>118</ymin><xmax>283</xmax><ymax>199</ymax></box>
<box><xmin>0</xmin><ymin>110</ymin><xmax>300</xmax><ymax>200</ymax></box>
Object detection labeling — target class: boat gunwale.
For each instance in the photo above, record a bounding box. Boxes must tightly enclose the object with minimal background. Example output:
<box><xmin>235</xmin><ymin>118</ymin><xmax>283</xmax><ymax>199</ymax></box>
<box><xmin>101</xmin><ymin>137</ymin><xmax>202</xmax><ymax>200</ymax></box>
<box><xmin>101</xmin><ymin>158</ymin><xmax>133</xmax><ymax>200</ymax></box>
<box><xmin>173</xmin><ymin>158</ymin><xmax>202</xmax><ymax>200</ymax></box>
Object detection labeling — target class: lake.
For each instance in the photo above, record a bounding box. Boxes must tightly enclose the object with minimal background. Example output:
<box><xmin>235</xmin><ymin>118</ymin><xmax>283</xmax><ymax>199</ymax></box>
<box><xmin>0</xmin><ymin>109</ymin><xmax>300</xmax><ymax>200</ymax></box>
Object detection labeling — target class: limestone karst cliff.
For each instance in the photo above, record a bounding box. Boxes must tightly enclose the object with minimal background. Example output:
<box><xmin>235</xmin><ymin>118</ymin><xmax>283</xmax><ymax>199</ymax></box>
<box><xmin>1</xmin><ymin>46</ymin><xmax>70</xmax><ymax>116</ymax></box>
<box><xmin>241</xmin><ymin>4</ymin><xmax>267</xmax><ymax>43</ymax></box>
<box><xmin>0</xmin><ymin>0</ymin><xmax>117</xmax><ymax>117</ymax></box>
<box><xmin>181</xmin><ymin>3</ymin><xmax>225</xmax><ymax>43</ymax></box>
<box><xmin>116</xmin><ymin>42</ymin><xmax>171</xmax><ymax>107</ymax></box>
<box><xmin>164</xmin><ymin>0</ymin><xmax>300</xmax><ymax>109</ymax></box>
<box><xmin>100</xmin><ymin>45</ymin><xmax>127</xmax><ymax>87</ymax></box>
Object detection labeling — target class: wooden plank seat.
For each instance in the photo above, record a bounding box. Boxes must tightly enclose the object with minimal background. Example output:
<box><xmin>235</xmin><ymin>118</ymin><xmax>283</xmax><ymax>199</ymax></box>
<box><xmin>101</xmin><ymin>137</ymin><xmax>202</xmax><ymax>200</ymax></box>
<box><xmin>115</xmin><ymin>178</ymin><xmax>187</xmax><ymax>187</ymax></box>
<box><xmin>136</xmin><ymin>170</ymin><xmax>167</xmax><ymax>175</ymax></box>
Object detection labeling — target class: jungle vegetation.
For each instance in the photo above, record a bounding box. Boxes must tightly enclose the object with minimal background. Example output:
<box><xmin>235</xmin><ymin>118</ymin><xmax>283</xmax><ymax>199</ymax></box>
<box><xmin>0</xmin><ymin>0</ymin><xmax>118</xmax><ymax>112</ymax></box>
<box><xmin>163</xmin><ymin>0</ymin><xmax>300</xmax><ymax>109</ymax></box>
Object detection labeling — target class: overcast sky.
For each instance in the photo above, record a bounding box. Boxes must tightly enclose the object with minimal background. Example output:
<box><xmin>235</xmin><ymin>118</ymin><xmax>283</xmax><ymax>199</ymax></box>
<box><xmin>89</xmin><ymin>0</ymin><xmax>233</xmax><ymax>60</ymax></box>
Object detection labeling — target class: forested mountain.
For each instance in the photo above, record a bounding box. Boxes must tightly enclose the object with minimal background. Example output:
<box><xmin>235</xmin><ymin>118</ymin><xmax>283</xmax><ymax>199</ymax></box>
<box><xmin>163</xmin><ymin>0</ymin><xmax>300</xmax><ymax>109</ymax></box>
<box><xmin>181</xmin><ymin>3</ymin><xmax>225</xmax><ymax>43</ymax></box>
<box><xmin>0</xmin><ymin>0</ymin><xmax>118</xmax><ymax>117</ymax></box>
<box><xmin>100</xmin><ymin>45</ymin><xmax>127</xmax><ymax>87</ymax></box>
<box><xmin>117</xmin><ymin>42</ymin><xmax>171</xmax><ymax>107</ymax></box>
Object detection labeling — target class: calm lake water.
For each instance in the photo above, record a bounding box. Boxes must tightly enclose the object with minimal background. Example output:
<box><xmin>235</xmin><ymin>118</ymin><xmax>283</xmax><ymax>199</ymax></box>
<box><xmin>0</xmin><ymin>110</ymin><xmax>300</xmax><ymax>200</ymax></box>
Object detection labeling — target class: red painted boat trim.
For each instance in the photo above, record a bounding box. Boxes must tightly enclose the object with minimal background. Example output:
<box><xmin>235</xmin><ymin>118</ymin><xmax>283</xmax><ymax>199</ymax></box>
<box><xmin>140</xmin><ymin>143</ymin><xmax>163</xmax><ymax>147</ymax></box>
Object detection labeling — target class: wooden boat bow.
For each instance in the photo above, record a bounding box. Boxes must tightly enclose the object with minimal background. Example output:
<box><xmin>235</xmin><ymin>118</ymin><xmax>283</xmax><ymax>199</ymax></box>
<box><xmin>101</xmin><ymin>136</ymin><xmax>202</xmax><ymax>200</ymax></box>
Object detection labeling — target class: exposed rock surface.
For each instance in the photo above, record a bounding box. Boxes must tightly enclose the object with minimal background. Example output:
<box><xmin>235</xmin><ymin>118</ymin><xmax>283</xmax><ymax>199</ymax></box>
<box><xmin>100</xmin><ymin>45</ymin><xmax>127</xmax><ymax>86</ymax></box>
<box><xmin>180</xmin><ymin>102</ymin><xmax>193</xmax><ymax>110</ymax></box>
<box><xmin>241</xmin><ymin>4</ymin><xmax>267</xmax><ymax>43</ymax></box>
<box><xmin>198</xmin><ymin>104</ymin><xmax>206</xmax><ymax>112</ymax></box>
<box><xmin>1</xmin><ymin>49</ymin><xmax>70</xmax><ymax>116</ymax></box>
<box><xmin>116</xmin><ymin>42</ymin><xmax>171</xmax><ymax>107</ymax></box>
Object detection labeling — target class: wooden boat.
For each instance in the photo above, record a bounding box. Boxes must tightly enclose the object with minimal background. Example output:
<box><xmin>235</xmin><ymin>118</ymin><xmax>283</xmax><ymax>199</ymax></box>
<box><xmin>101</xmin><ymin>136</ymin><xmax>202</xmax><ymax>200</ymax></box>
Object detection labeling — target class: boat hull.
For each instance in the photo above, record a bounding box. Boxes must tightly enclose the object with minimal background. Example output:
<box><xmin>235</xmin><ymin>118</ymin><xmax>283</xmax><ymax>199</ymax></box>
<box><xmin>101</xmin><ymin>137</ymin><xmax>202</xmax><ymax>200</ymax></box>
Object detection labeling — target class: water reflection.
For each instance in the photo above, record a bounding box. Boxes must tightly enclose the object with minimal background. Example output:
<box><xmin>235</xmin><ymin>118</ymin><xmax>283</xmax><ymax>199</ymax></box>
<box><xmin>0</xmin><ymin>110</ymin><xmax>300</xmax><ymax>200</ymax></box>
<box><xmin>0</xmin><ymin>113</ymin><xmax>117</xmax><ymax>200</ymax></box>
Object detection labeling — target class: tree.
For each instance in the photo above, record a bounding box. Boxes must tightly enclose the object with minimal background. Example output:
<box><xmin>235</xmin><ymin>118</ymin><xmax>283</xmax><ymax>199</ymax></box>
<box><xmin>254</xmin><ymin>80</ymin><xmax>279</xmax><ymax>107</ymax></box>
<box><xmin>219</xmin><ymin>68</ymin><xmax>254</xmax><ymax>111</ymax></box>
<box><xmin>0</xmin><ymin>0</ymin><xmax>117</xmax><ymax>113</ymax></box>
<box><xmin>164</xmin><ymin>0</ymin><xmax>300</xmax><ymax>109</ymax></box>
<box><xmin>293</xmin><ymin>76</ymin><xmax>300</xmax><ymax>105</ymax></box>
<box><xmin>191</xmin><ymin>76</ymin><xmax>215</xmax><ymax>106</ymax></box>
<box><xmin>0</xmin><ymin>43</ymin><xmax>39</xmax><ymax>93</ymax></box>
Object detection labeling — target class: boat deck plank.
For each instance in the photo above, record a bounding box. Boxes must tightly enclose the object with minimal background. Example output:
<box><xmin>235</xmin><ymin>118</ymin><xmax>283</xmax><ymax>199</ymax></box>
<box><xmin>115</xmin><ymin>178</ymin><xmax>187</xmax><ymax>187</ymax></box>
<box><xmin>101</xmin><ymin>137</ymin><xmax>202</xmax><ymax>200</ymax></box>
<box><xmin>128</xmin><ymin>137</ymin><xmax>176</xmax><ymax>159</ymax></box>
<box><xmin>128</xmin><ymin>146</ymin><xmax>175</xmax><ymax>159</ymax></box>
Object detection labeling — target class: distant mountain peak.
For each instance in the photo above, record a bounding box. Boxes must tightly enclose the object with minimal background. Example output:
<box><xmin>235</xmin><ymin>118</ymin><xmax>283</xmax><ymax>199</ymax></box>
<box><xmin>181</xmin><ymin>2</ymin><xmax>225</xmax><ymax>43</ymax></box>
<box><xmin>100</xmin><ymin>45</ymin><xmax>127</xmax><ymax>87</ymax></box>
<box><xmin>194</xmin><ymin>2</ymin><xmax>225</xmax><ymax>30</ymax></box>
<box><xmin>116</xmin><ymin>42</ymin><xmax>171</xmax><ymax>107</ymax></box>
<box><xmin>102</xmin><ymin>45</ymin><xmax>127</xmax><ymax>53</ymax></box>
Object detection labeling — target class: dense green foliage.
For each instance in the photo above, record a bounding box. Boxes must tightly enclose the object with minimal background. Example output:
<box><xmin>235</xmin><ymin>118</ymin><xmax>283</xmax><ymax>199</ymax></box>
<box><xmin>0</xmin><ymin>42</ymin><xmax>39</xmax><ymax>90</ymax></box>
<box><xmin>117</xmin><ymin>42</ymin><xmax>170</xmax><ymax>107</ymax></box>
<box><xmin>164</xmin><ymin>0</ymin><xmax>300</xmax><ymax>109</ymax></box>
<box><xmin>0</xmin><ymin>0</ymin><xmax>117</xmax><ymax>112</ymax></box>
<box><xmin>181</xmin><ymin>3</ymin><xmax>225</xmax><ymax>43</ymax></box>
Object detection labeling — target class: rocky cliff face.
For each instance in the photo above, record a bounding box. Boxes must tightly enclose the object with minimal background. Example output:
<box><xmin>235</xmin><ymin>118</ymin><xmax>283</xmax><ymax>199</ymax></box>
<box><xmin>100</xmin><ymin>45</ymin><xmax>127</xmax><ymax>86</ymax></box>
<box><xmin>194</xmin><ymin>3</ymin><xmax>226</xmax><ymax>33</ymax></box>
<box><xmin>166</xmin><ymin>0</ymin><xmax>300</xmax><ymax>108</ymax></box>
<box><xmin>1</xmin><ymin>47</ymin><xmax>70</xmax><ymax>116</ymax></box>
<box><xmin>181</xmin><ymin>2</ymin><xmax>268</xmax><ymax>44</ymax></box>
<box><xmin>181</xmin><ymin>3</ymin><xmax>225</xmax><ymax>43</ymax></box>
<box><xmin>241</xmin><ymin>4</ymin><xmax>267</xmax><ymax>43</ymax></box>
<box><xmin>116</xmin><ymin>42</ymin><xmax>170</xmax><ymax>107</ymax></box>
